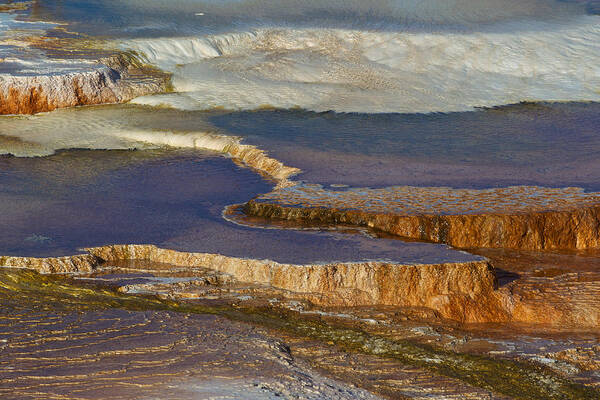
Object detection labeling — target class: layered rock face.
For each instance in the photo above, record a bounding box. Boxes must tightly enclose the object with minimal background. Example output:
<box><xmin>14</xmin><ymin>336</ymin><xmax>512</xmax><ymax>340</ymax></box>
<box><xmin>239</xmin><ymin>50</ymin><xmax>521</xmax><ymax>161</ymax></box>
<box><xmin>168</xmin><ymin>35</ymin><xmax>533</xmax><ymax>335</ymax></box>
<box><xmin>245</xmin><ymin>185</ymin><xmax>600</xmax><ymax>251</ymax></box>
<box><xmin>87</xmin><ymin>244</ymin><xmax>503</xmax><ymax>323</ymax></box>
<box><xmin>477</xmin><ymin>248</ymin><xmax>600</xmax><ymax>329</ymax></box>
<box><xmin>501</xmin><ymin>272</ymin><xmax>600</xmax><ymax>328</ymax></box>
<box><xmin>3</xmin><ymin>244</ymin><xmax>600</xmax><ymax>327</ymax></box>
<box><xmin>237</xmin><ymin>185</ymin><xmax>600</xmax><ymax>328</ymax></box>
<box><xmin>0</xmin><ymin>56</ymin><xmax>169</xmax><ymax>115</ymax></box>
<box><xmin>0</xmin><ymin>254</ymin><xmax>99</xmax><ymax>274</ymax></box>
<box><xmin>0</xmin><ymin>244</ymin><xmax>503</xmax><ymax>323</ymax></box>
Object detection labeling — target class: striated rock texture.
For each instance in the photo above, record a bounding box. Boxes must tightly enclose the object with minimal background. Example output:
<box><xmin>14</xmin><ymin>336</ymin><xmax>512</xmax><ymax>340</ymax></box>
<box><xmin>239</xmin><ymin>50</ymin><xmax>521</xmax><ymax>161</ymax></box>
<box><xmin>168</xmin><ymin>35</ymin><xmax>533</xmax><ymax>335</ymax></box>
<box><xmin>3</xmin><ymin>244</ymin><xmax>599</xmax><ymax>327</ymax></box>
<box><xmin>86</xmin><ymin>244</ymin><xmax>504</xmax><ymax>323</ymax></box>
<box><xmin>0</xmin><ymin>281</ymin><xmax>380</xmax><ymax>400</ymax></box>
<box><xmin>244</xmin><ymin>190</ymin><xmax>600</xmax><ymax>251</ymax></box>
<box><xmin>476</xmin><ymin>248</ymin><xmax>600</xmax><ymax>330</ymax></box>
<box><xmin>548</xmin><ymin>346</ymin><xmax>600</xmax><ymax>372</ymax></box>
<box><xmin>0</xmin><ymin>55</ymin><xmax>169</xmax><ymax>115</ymax></box>
<box><xmin>499</xmin><ymin>272</ymin><xmax>600</xmax><ymax>329</ymax></box>
<box><xmin>0</xmin><ymin>244</ymin><xmax>502</xmax><ymax>323</ymax></box>
<box><xmin>0</xmin><ymin>254</ymin><xmax>99</xmax><ymax>274</ymax></box>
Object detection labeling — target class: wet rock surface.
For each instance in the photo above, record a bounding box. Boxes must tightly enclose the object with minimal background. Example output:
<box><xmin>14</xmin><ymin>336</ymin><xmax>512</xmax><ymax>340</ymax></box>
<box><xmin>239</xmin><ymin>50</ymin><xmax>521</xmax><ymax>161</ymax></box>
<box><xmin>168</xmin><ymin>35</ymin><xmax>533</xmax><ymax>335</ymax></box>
<box><xmin>474</xmin><ymin>248</ymin><xmax>600</xmax><ymax>330</ymax></box>
<box><xmin>0</xmin><ymin>299</ymin><xmax>379</xmax><ymax>399</ymax></box>
<box><xmin>1</xmin><ymin>5</ymin><xmax>599</xmax><ymax>398</ymax></box>
<box><xmin>0</xmin><ymin>119</ymin><xmax>597</xmax><ymax>397</ymax></box>
<box><xmin>2</xmin><ymin>267</ymin><xmax>598</xmax><ymax>399</ymax></box>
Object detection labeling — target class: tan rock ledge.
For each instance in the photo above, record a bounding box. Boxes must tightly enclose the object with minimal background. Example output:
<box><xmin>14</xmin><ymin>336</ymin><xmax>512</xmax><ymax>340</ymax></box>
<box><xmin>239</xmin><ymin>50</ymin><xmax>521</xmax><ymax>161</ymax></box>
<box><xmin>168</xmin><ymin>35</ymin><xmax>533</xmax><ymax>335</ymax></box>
<box><xmin>0</xmin><ymin>244</ymin><xmax>506</xmax><ymax>324</ymax></box>
<box><xmin>244</xmin><ymin>185</ymin><xmax>600</xmax><ymax>251</ymax></box>
<box><xmin>0</xmin><ymin>253</ymin><xmax>100</xmax><ymax>274</ymax></box>
<box><xmin>4</xmin><ymin>244</ymin><xmax>599</xmax><ymax>327</ymax></box>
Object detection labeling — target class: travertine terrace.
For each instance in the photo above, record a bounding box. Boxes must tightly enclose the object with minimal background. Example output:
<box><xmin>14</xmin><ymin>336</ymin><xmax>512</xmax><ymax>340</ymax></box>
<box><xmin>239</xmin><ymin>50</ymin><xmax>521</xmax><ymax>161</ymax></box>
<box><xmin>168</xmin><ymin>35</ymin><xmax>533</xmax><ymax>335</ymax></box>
<box><xmin>0</xmin><ymin>55</ymin><xmax>169</xmax><ymax>115</ymax></box>
<box><xmin>2</xmin><ymin>1</ymin><xmax>600</xmax><ymax>398</ymax></box>
<box><xmin>0</xmin><ymin>244</ymin><xmax>503</xmax><ymax>323</ymax></box>
<box><xmin>245</xmin><ymin>184</ymin><xmax>600</xmax><ymax>251</ymax></box>
<box><xmin>3</xmin><ymin>243</ymin><xmax>599</xmax><ymax>328</ymax></box>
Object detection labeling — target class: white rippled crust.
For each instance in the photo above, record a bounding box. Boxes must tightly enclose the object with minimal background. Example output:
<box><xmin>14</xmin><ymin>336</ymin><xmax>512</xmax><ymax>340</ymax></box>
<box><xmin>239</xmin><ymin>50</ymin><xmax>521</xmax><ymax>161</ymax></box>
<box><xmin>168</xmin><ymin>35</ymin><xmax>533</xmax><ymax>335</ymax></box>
<box><xmin>124</xmin><ymin>16</ymin><xmax>600</xmax><ymax>113</ymax></box>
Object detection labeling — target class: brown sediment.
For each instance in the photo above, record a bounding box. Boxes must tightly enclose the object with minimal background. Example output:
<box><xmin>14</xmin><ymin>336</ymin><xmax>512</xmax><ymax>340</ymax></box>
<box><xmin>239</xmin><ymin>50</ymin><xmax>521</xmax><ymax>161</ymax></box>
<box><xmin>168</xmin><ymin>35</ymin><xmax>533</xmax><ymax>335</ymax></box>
<box><xmin>548</xmin><ymin>346</ymin><xmax>600</xmax><ymax>372</ymax></box>
<box><xmin>0</xmin><ymin>2</ymin><xmax>30</xmax><ymax>13</ymax></box>
<box><xmin>0</xmin><ymin>54</ymin><xmax>169</xmax><ymax>115</ymax></box>
<box><xmin>283</xmin><ymin>335</ymin><xmax>513</xmax><ymax>400</ymax></box>
<box><xmin>244</xmin><ymin>185</ymin><xmax>600</xmax><ymax>251</ymax></box>
<box><xmin>7</xmin><ymin>267</ymin><xmax>596</xmax><ymax>400</ymax></box>
<box><xmin>0</xmin><ymin>289</ymin><xmax>378</xmax><ymax>400</ymax></box>
<box><xmin>473</xmin><ymin>248</ymin><xmax>600</xmax><ymax>331</ymax></box>
<box><xmin>498</xmin><ymin>272</ymin><xmax>600</xmax><ymax>328</ymax></box>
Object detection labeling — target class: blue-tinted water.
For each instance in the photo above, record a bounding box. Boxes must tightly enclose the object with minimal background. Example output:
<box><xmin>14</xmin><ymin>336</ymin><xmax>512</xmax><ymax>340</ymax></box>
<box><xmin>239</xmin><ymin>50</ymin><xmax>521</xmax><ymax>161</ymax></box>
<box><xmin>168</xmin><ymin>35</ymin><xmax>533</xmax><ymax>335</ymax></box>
<box><xmin>212</xmin><ymin>103</ymin><xmax>600</xmax><ymax>190</ymax></box>
<box><xmin>27</xmin><ymin>0</ymin><xmax>598</xmax><ymax>38</ymax></box>
<box><xmin>0</xmin><ymin>148</ymin><xmax>477</xmax><ymax>264</ymax></box>
<box><xmin>2</xmin><ymin>1</ymin><xmax>600</xmax><ymax>259</ymax></box>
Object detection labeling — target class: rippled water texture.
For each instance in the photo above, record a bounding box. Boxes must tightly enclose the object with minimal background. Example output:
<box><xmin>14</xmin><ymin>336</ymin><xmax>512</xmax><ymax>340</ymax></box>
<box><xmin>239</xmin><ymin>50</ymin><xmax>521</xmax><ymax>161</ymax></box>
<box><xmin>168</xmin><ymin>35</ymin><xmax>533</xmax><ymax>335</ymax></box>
<box><xmin>3</xmin><ymin>103</ymin><xmax>599</xmax><ymax>190</ymax></box>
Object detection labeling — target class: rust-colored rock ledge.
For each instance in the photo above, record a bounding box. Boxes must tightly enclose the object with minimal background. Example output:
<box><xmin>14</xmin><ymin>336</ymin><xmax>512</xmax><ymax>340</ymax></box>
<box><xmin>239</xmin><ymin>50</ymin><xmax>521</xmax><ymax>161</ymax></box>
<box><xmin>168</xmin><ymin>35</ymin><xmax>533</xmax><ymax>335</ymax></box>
<box><xmin>0</xmin><ymin>55</ymin><xmax>169</xmax><ymax>115</ymax></box>
<box><xmin>244</xmin><ymin>200</ymin><xmax>600</xmax><ymax>251</ymax></box>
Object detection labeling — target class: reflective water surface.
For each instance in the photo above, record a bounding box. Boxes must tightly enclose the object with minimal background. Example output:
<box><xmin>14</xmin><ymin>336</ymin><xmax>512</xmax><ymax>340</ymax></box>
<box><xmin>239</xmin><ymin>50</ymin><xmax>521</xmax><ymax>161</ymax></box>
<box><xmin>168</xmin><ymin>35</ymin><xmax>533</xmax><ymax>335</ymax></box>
<box><xmin>0</xmin><ymin>148</ymin><xmax>477</xmax><ymax>265</ymax></box>
<box><xmin>212</xmin><ymin>102</ymin><xmax>600</xmax><ymax>189</ymax></box>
